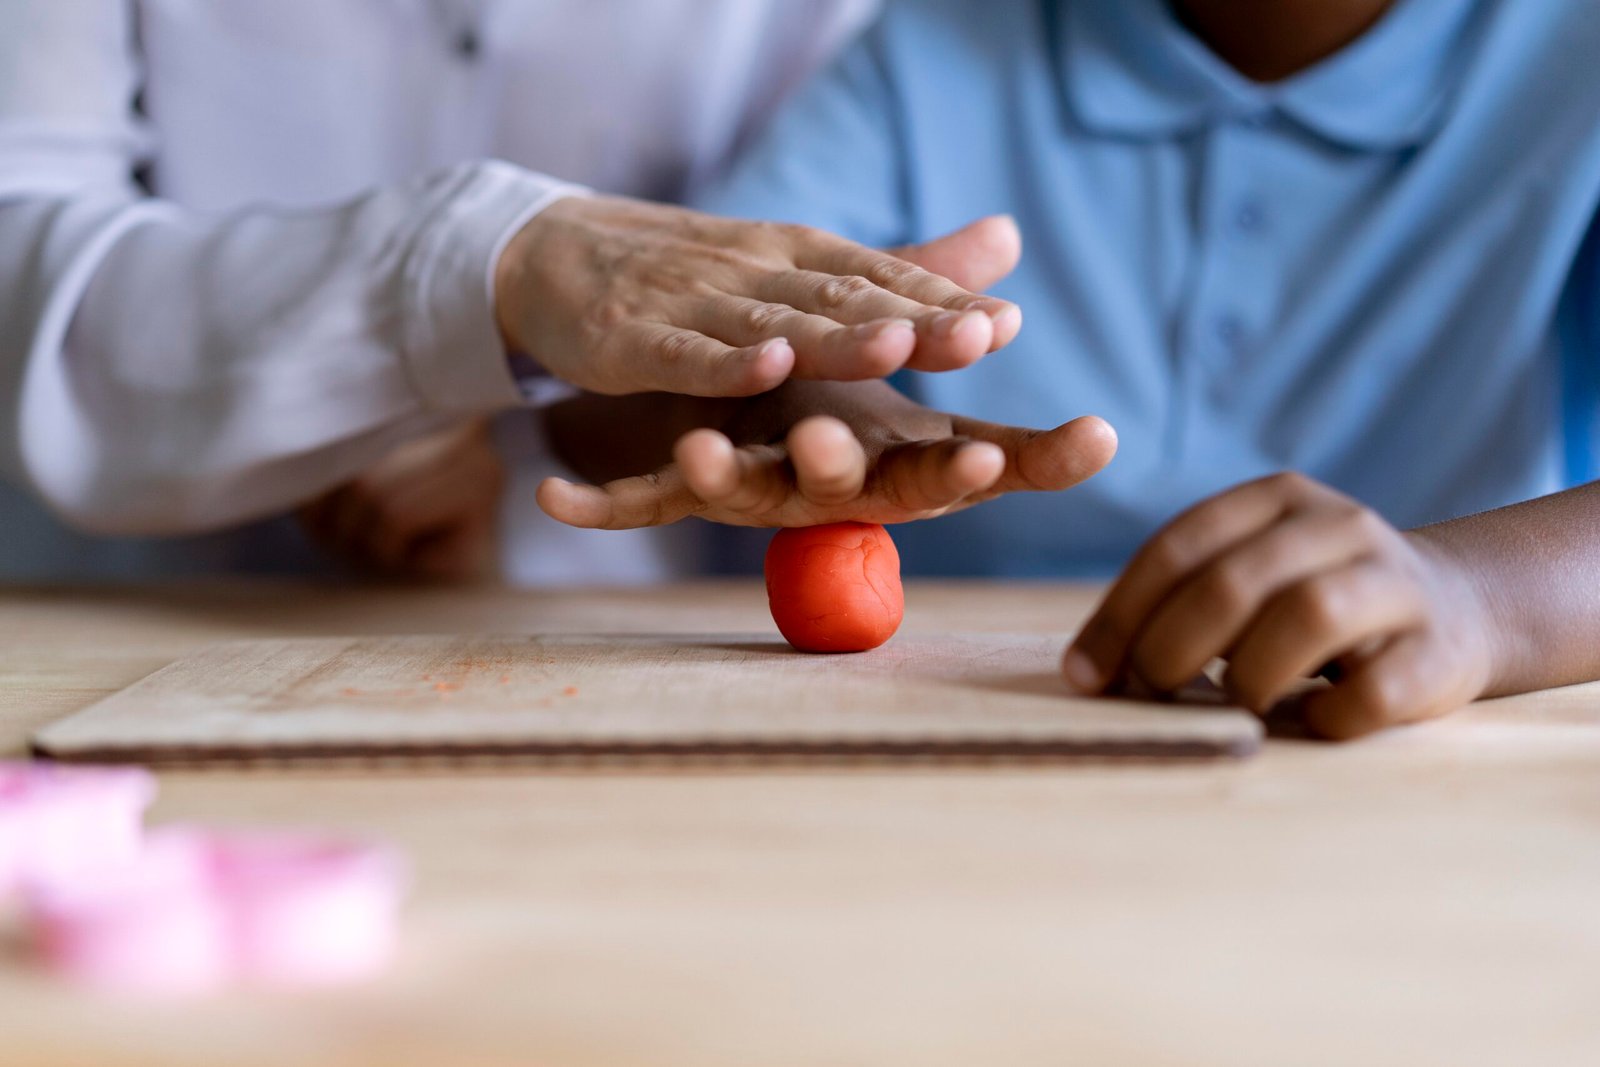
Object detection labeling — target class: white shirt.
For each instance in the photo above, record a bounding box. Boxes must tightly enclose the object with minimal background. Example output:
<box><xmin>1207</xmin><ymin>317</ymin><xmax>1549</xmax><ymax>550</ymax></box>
<box><xmin>0</xmin><ymin>0</ymin><xmax>878</xmax><ymax>581</ymax></box>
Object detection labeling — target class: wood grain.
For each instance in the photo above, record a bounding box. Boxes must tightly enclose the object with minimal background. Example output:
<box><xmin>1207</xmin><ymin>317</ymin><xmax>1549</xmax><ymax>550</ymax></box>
<box><xmin>33</xmin><ymin>633</ymin><xmax>1261</xmax><ymax>764</ymax></box>
<box><xmin>2</xmin><ymin>581</ymin><xmax>1598</xmax><ymax>1067</ymax></box>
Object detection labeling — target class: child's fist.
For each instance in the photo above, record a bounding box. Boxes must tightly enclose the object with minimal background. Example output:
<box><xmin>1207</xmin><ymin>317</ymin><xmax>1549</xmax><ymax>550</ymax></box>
<box><xmin>298</xmin><ymin>419</ymin><xmax>505</xmax><ymax>582</ymax></box>
<box><xmin>1063</xmin><ymin>472</ymin><xmax>1496</xmax><ymax>740</ymax></box>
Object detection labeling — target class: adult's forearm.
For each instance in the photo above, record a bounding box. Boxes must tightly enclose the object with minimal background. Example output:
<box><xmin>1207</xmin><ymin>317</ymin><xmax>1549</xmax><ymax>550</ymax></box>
<box><xmin>1412</xmin><ymin>481</ymin><xmax>1600</xmax><ymax>697</ymax></box>
<box><xmin>0</xmin><ymin>162</ymin><xmax>560</xmax><ymax>535</ymax></box>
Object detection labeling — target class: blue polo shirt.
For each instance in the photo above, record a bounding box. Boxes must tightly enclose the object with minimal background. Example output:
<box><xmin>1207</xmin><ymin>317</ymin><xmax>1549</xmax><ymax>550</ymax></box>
<box><xmin>699</xmin><ymin>0</ymin><xmax>1600</xmax><ymax>577</ymax></box>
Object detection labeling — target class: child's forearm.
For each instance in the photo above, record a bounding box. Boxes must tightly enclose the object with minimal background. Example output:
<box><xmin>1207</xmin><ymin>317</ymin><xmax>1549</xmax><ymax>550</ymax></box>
<box><xmin>1411</xmin><ymin>481</ymin><xmax>1600</xmax><ymax>697</ymax></box>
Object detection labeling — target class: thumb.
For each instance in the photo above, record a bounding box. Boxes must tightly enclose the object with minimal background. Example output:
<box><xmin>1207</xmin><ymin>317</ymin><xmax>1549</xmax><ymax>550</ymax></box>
<box><xmin>891</xmin><ymin>215</ymin><xmax>1022</xmax><ymax>292</ymax></box>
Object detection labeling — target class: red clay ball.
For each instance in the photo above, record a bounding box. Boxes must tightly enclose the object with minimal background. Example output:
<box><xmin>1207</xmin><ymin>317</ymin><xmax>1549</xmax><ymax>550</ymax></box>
<box><xmin>764</xmin><ymin>522</ymin><xmax>904</xmax><ymax>653</ymax></box>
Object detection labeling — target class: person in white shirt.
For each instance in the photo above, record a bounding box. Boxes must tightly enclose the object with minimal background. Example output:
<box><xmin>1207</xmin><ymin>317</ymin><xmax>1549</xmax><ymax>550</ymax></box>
<box><xmin>1</xmin><ymin>0</ymin><xmax>1062</xmax><ymax>583</ymax></box>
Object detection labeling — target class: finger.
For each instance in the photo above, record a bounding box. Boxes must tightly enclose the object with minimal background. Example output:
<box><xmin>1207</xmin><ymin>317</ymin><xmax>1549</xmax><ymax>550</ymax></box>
<box><xmin>598</xmin><ymin>324</ymin><xmax>795</xmax><ymax>397</ymax></box>
<box><xmin>750</xmin><ymin>269</ymin><xmax>997</xmax><ymax>373</ymax></box>
<box><xmin>674</xmin><ymin>430</ymin><xmax>791</xmax><ymax>514</ymax></box>
<box><xmin>1297</xmin><ymin>631</ymin><xmax>1460</xmax><ymax>741</ymax></box>
<box><xmin>1125</xmin><ymin>508</ymin><xmax>1383</xmax><ymax>692</ymax></box>
<box><xmin>1221</xmin><ymin>559</ymin><xmax>1429</xmax><ymax>713</ymax></box>
<box><xmin>1062</xmin><ymin>472</ymin><xmax>1328</xmax><ymax>695</ymax></box>
<box><xmin>891</xmin><ymin>215</ymin><xmax>1023</xmax><ymax>297</ymax></box>
<box><xmin>535</xmin><ymin>470</ymin><xmax>703</xmax><ymax>530</ymax></box>
<box><xmin>362</xmin><ymin>467</ymin><xmax>495</xmax><ymax>571</ymax></box>
<box><xmin>791</xmin><ymin>232</ymin><xmax>1020</xmax><ymax>346</ymax></box>
<box><xmin>689</xmin><ymin>294</ymin><xmax>917</xmax><ymax>381</ymax></box>
<box><xmin>875</xmin><ymin>438</ymin><xmax>1005</xmax><ymax>513</ymax></box>
<box><xmin>952</xmin><ymin>414</ymin><xmax>1118</xmax><ymax>493</ymax></box>
<box><xmin>787</xmin><ymin>416</ymin><xmax>868</xmax><ymax>506</ymax></box>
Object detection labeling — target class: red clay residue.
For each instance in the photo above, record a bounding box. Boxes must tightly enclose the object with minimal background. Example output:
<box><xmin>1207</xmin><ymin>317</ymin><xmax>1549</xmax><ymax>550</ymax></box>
<box><xmin>562</xmin><ymin>685</ymin><xmax>580</xmax><ymax>697</ymax></box>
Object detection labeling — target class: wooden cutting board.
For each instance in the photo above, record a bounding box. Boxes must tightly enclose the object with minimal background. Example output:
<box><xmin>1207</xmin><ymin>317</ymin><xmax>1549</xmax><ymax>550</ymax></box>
<box><xmin>31</xmin><ymin>634</ymin><xmax>1262</xmax><ymax>765</ymax></box>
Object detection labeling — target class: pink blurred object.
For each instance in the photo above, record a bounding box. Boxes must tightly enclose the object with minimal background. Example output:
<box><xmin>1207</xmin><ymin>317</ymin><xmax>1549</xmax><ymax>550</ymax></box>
<box><xmin>26</xmin><ymin>831</ymin><xmax>230</xmax><ymax>996</ymax></box>
<box><xmin>26</xmin><ymin>826</ymin><xmax>406</xmax><ymax>994</ymax></box>
<box><xmin>0</xmin><ymin>761</ymin><xmax>155</xmax><ymax>897</ymax></box>
<box><xmin>204</xmin><ymin>829</ymin><xmax>407</xmax><ymax>987</ymax></box>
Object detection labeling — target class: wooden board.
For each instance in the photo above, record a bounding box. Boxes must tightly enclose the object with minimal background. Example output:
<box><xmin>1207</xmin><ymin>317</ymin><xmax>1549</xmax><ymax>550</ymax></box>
<box><xmin>30</xmin><ymin>633</ymin><xmax>1262</xmax><ymax>764</ymax></box>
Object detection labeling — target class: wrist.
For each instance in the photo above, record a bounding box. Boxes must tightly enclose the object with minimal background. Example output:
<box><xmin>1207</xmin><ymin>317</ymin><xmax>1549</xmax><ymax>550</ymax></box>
<box><xmin>491</xmin><ymin>189</ymin><xmax>593</xmax><ymax>360</ymax></box>
<box><xmin>1406</xmin><ymin>525</ymin><xmax>1526</xmax><ymax>698</ymax></box>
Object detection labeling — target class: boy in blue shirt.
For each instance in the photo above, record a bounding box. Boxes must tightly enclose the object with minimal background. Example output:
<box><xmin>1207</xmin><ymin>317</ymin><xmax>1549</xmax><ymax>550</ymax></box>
<box><xmin>539</xmin><ymin>0</ymin><xmax>1600</xmax><ymax>739</ymax></box>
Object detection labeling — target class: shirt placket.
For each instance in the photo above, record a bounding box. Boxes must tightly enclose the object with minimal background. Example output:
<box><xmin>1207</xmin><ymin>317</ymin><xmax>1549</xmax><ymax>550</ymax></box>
<box><xmin>1173</xmin><ymin>113</ymin><xmax>1279</xmax><ymax>474</ymax></box>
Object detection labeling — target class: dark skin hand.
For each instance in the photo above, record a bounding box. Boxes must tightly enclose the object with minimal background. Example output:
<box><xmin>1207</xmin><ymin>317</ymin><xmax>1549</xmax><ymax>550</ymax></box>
<box><xmin>1063</xmin><ymin>473</ymin><xmax>1600</xmax><ymax>740</ymax></box>
<box><xmin>1173</xmin><ymin>0</ymin><xmax>1398</xmax><ymax>82</ymax></box>
<box><xmin>540</xmin><ymin>380</ymin><xmax>1117</xmax><ymax>530</ymax></box>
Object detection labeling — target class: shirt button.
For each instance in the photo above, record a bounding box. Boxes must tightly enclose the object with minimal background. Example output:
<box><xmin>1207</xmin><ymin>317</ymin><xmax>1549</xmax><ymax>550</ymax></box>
<box><xmin>1215</xmin><ymin>314</ymin><xmax>1245</xmax><ymax>350</ymax></box>
<box><xmin>1234</xmin><ymin>198</ymin><xmax>1268</xmax><ymax>234</ymax></box>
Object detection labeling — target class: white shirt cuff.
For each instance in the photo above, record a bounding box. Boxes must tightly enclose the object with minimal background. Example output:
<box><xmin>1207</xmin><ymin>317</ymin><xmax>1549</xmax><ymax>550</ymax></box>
<box><xmin>401</xmin><ymin>161</ymin><xmax>589</xmax><ymax>414</ymax></box>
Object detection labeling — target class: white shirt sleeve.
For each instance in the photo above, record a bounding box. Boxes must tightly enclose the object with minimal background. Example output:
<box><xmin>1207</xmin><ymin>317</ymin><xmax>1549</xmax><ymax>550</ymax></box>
<box><xmin>0</xmin><ymin>0</ymin><xmax>579</xmax><ymax>536</ymax></box>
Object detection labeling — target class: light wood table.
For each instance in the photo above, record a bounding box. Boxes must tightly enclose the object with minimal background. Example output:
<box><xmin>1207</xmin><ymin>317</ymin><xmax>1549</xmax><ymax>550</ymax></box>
<box><xmin>1</xmin><ymin>581</ymin><xmax>1596</xmax><ymax>1067</ymax></box>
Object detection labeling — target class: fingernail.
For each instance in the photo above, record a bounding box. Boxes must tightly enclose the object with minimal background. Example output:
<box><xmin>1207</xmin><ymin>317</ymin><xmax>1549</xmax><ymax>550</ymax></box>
<box><xmin>853</xmin><ymin>318</ymin><xmax>915</xmax><ymax>340</ymax></box>
<box><xmin>990</xmin><ymin>304</ymin><xmax>1023</xmax><ymax>335</ymax></box>
<box><xmin>1062</xmin><ymin>647</ymin><xmax>1102</xmax><ymax>693</ymax></box>
<box><xmin>753</xmin><ymin>337</ymin><xmax>790</xmax><ymax>358</ymax></box>
<box><xmin>932</xmin><ymin>311</ymin><xmax>965</xmax><ymax>336</ymax></box>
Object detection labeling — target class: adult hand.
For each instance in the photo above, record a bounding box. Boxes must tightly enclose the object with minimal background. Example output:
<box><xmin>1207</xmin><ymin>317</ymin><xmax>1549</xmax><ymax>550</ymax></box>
<box><xmin>298</xmin><ymin>419</ymin><xmax>505</xmax><ymax>582</ymax></box>
<box><xmin>535</xmin><ymin>380</ymin><xmax>1116</xmax><ymax>529</ymax></box>
<box><xmin>1061</xmin><ymin>473</ymin><xmax>1497</xmax><ymax>740</ymax></box>
<box><xmin>495</xmin><ymin>197</ymin><xmax>1024</xmax><ymax>397</ymax></box>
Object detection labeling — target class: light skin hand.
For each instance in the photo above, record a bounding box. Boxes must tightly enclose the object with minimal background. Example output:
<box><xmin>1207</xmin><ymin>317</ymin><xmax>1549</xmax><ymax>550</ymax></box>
<box><xmin>298</xmin><ymin>418</ymin><xmax>505</xmax><ymax>582</ymax></box>
<box><xmin>536</xmin><ymin>380</ymin><xmax>1117</xmax><ymax>529</ymax></box>
<box><xmin>1058</xmin><ymin>471</ymin><xmax>1600</xmax><ymax>741</ymax></box>
<box><xmin>494</xmin><ymin>197</ymin><xmax>1024</xmax><ymax>397</ymax></box>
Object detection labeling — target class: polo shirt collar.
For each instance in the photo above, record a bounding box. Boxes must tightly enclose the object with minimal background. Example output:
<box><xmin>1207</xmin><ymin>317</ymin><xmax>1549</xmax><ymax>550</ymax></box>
<box><xmin>1059</xmin><ymin>0</ymin><xmax>1486</xmax><ymax>151</ymax></box>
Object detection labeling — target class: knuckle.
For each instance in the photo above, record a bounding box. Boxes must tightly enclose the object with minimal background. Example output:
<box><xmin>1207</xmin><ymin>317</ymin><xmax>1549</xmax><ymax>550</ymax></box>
<box><xmin>863</xmin><ymin>258</ymin><xmax>922</xmax><ymax>289</ymax></box>
<box><xmin>1196</xmin><ymin>562</ymin><xmax>1252</xmax><ymax>616</ymax></box>
<box><xmin>654</xmin><ymin>330</ymin><xmax>701</xmax><ymax>366</ymax></box>
<box><xmin>1345</xmin><ymin>505</ymin><xmax>1392</xmax><ymax>544</ymax></box>
<box><xmin>1142</xmin><ymin>532</ymin><xmax>1197</xmax><ymax>579</ymax></box>
<box><xmin>1261</xmin><ymin>470</ymin><xmax>1311</xmax><ymax>496</ymax></box>
<box><xmin>780</xmin><ymin>221</ymin><xmax>821</xmax><ymax>245</ymax></box>
<box><xmin>814</xmin><ymin>274</ymin><xmax>877</xmax><ymax>309</ymax></box>
<box><xmin>741</xmin><ymin>301</ymin><xmax>791</xmax><ymax>334</ymax></box>
<box><xmin>1285</xmin><ymin>577</ymin><xmax>1344</xmax><ymax>635</ymax></box>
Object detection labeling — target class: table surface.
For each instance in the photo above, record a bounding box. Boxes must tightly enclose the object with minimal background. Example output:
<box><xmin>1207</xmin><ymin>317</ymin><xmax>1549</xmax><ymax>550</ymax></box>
<box><xmin>1</xmin><ymin>580</ymin><xmax>1596</xmax><ymax>1067</ymax></box>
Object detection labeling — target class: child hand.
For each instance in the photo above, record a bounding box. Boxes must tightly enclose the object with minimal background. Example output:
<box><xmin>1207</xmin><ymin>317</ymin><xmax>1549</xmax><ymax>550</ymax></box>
<box><xmin>1061</xmin><ymin>472</ymin><xmax>1497</xmax><ymax>739</ymax></box>
<box><xmin>298</xmin><ymin>419</ymin><xmax>505</xmax><ymax>581</ymax></box>
<box><xmin>535</xmin><ymin>380</ymin><xmax>1116</xmax><ymax>529</ymax></box>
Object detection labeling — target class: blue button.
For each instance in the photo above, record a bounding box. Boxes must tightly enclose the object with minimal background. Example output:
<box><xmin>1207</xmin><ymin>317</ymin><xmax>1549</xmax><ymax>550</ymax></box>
<box><xmin>1234</xmin><ymin>198</ymin><xmax>1268</xmax><ymax>234</ymax></box>
<box><xmin>1215</xmin><ymin>314</ymin><xmax>1245</xmax><ymax>349</ymax></box>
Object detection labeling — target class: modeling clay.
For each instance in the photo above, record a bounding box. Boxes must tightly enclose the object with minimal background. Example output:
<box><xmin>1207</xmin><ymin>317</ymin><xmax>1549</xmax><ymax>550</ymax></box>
<box><xmin>765</xmin><ymin>522</ymin><xmax>904</xmax><ymax>653</ymax></box>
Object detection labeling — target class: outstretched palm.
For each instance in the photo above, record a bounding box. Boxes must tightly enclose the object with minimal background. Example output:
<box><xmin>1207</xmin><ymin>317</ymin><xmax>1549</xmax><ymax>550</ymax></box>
<box><xmin>536</xmin><ymin>379</ymin><xmax>1116</xmax><ymax>530</ymax></box>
